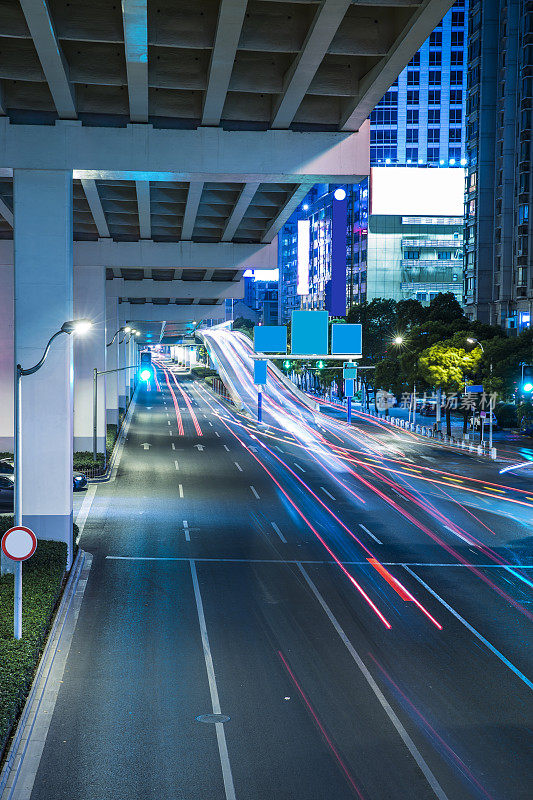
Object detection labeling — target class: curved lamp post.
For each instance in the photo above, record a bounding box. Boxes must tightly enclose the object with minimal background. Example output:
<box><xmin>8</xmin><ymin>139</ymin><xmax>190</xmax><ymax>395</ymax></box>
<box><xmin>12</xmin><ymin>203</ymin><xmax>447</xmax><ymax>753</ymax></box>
<box><xmin>13</xmin><ymin>318</ymin><xmax>92</xmax><ymax>638</ymax></box>
<box><xmin>467</xmin><ymin>337</ymin><xmax>493</xmax><ymax>448</ymax></box>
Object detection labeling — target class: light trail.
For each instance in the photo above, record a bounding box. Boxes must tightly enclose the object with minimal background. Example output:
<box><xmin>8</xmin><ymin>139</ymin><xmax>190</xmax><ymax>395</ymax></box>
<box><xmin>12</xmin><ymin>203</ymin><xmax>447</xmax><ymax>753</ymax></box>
<box><xmin>161</xmin><ymin>367</ymin><xmax>184</xmax><ymax>436</ymax></box>
<box><xmin>168</xmin><ymin>368</ymin><xmax>203</xmax><ymax>437</ymax></box>
<box><xmin>278</xmin><ymin>650</ymin><xmax>366</xmax><ymax>799</ymax></box>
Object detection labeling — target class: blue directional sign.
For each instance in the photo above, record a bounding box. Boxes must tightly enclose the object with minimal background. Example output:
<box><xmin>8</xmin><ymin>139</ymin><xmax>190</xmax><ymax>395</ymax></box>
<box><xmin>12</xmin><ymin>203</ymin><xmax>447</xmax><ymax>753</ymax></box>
<box><xmin>343</xmin><ymin>363</ymin><xmax>357</xmax><ymax>380</ymax></box>
<box><xmin>291</xmin><ymin>310</ymin><xmax>328</xmax><ymax>355</ymax></box>
<box><xmin>344</xmin><ymin>379</ymin><xmax>354</xmax><ymax>398</ymax></box>
<box><xmin>254</xmin><ymin>325</ymin><xmax>287</xmax><ymax>354</ymax></box>
<box><xmin>254</xmin><ymin>359</ymin><xmax>267</xmax><ymax>385</ymax></box>
<box><xmin>331</xmin><ymin>323</ymin><xmax>362</xmax><ymax>355</ymax></box>
<box><xmin>466</xmin><ymin>385</ymin><xmax>483</xmax><ymax>393</ymax></box>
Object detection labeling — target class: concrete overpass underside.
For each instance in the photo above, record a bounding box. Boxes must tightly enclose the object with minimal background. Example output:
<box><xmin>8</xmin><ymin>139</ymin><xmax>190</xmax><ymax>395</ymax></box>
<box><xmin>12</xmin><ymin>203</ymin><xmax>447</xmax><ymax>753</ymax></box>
<box><xmin>0</xmin><ymin>0</ymin><xmax>453</xmax><ymax>557</ymax></box>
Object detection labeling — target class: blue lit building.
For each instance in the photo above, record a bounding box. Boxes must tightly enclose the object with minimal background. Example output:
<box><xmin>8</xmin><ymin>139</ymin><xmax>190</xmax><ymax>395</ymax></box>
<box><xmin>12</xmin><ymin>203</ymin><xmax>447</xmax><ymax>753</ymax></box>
<box><xmin>370</xmin><ymin>0</ymin><xmax>469</xmax><ymax>166</ymax></box>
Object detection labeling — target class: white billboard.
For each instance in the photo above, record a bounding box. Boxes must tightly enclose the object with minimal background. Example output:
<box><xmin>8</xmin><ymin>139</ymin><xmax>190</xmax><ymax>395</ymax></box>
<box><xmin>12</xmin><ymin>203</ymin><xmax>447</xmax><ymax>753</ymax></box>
<box><xmin>370</xmin><ymin>167</ymin><xmax>465</xmax><ymax>216</ymax></box>
<box><xmin>297</xmin><ymin>219</ymin><xmax>310</xmax><ymax>295</ymax></box>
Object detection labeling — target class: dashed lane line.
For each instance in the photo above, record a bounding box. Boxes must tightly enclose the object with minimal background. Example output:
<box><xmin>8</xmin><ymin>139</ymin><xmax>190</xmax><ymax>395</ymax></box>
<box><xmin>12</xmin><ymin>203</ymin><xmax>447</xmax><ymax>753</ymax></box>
<box><xmin>358</xmin><ymin>524</ymin><xmax>383</xmax><ymax>545</ymax></box>
<box><xmin>179</xmin><ymin>484</ymin><xmax>184</xmax><ymax>498</ymax></box>
<box><xmin>250</xmin><ymin>485</ymin><xmax>260</xmax><ymax>499</ymax></box>
<box><xmin>270</xmin><ymin>522</ymin><xmax>287</xmax><ymax>544</ymax></box>
<box><xmin>320</xmin><ymin>487</ymin><xmax>336</xmax><ymax>501</ymax></box>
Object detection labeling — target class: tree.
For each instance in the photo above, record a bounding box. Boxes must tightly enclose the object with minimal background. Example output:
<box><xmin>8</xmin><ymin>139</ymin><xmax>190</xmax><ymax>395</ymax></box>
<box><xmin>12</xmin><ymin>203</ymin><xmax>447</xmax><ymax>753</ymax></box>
<box><xmin>396</xmin><ymin>299</ymin><xmax>427</xmax><ymax>331</ymax></box>
<box><xmin>426</xmin><ymin>292</ymin><xmax>466</xmax><ymax>323</ymax></box>
<box><xmin>346</xmin><ymin>298</ymin><xmax>397</xmax><ymax>363</ymax></box>
<box><xmin>418</xmin><ymin>342</ymin><xmax>482</xmax><ymax>435</ymax></box>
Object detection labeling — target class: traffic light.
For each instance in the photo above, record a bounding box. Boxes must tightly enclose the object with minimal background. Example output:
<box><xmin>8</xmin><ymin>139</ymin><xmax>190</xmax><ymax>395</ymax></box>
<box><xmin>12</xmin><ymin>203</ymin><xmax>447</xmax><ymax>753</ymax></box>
<box><xmin>140</xmin><ymin>367</ymin><xmax>153</xmax><ymax>382</ymax></box>
<box><xmin>283</xmin><ymin>360</ymin><xmax>291</xmax><ymax>370</ymax></box>
<box><xmin>521</xmin><ymin>365</ymin><xmax>533</xmax><ymax>396</ymax></box>
<box><xmin>316</xmin><ymin>360</ymin><xmax>325</xmax><ymax>370</ymax></box>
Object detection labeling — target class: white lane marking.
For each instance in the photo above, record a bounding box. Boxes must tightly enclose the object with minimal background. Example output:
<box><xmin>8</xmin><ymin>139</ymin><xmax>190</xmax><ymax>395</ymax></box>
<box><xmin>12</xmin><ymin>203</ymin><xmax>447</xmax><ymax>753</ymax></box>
<box><xmin>171</xmin><ymin>442</ymin><xmax>176</xmax><ymax>450</ymax></box>
<box><xmin>403</xmin><ymin>567</ymin><xmax>533</xmax><ymax>691</ymax></box>
<box><xmin>189</xmin><ymin>561</ymin><xmax>236</xmax><ymax>800</ymax></box>
<box><xmin>174</xmin><ymin>460</ymin><xmax>180</xmax><ymax>471</ymax></box>
<box><xmin>183</xmin><ymin>520</ymin><xmax>190</xmax><ymax>542</ymax></box>
<box><xmin>294</xmin><ymin>462</ymin><xmax>305</xmax><ymax>473</ymax></box>
<box><xmin>223</xmin><ymin>445</ymin><xmax>230</xmax><ymax>452</ymax></box>
<box><xmin>167</xmin><ymin>420</ymin><xmax>171</xmax><ymax>426</ymax></box>
<box><xmin>106</xmin><ymin>557</ymin><xmax>533</xmax><ymax>568</ymax></box>
<box><xmin>74</xmin><ymin>484</ymin><xmax>97</xmax><ymax>544</ymax></box>
<box><xmin>250</xmin><ymin>485</ymin><xmax>260</xmax><ymax>499</ymax></box>
<box><xmin>297</xmin><ymin>563</ymin><xmax>451</xmax><ymax>800</ymax></box>
<box><xmin>208</xmin><ymin>421</ymin><xmax>213</xmax><ymax>427</ymax></box>
<box><xmin>274</xmin><ymin>446</ymin><xmax>284</xmax><ymax>453</ymax></box>
<box><xmin>215</xmin><ymin>431</ymin><xmax>220</xmax><ymax>438</ymax></box>
<box><xmin>169</xmin><ymin>430</ymin><xmax>173</xmax><ymax>436</ymax></box>
<box><xmin>320</xmin><ymin>487</ymin><xmax>336</xmax><ymax>501</ymax></box>
<box><xmin>358</xmin><ymin>524</ymin><xmax>382</xmax><ymax>545</ymax></box>
<box><xmin>179</xmin><ymin>484</ymin><xmax>184</xmax><ymax>498</ymax></box>
<box><xmin>203</xmin><ymin>414</ymin><xmax>208</xmax><ymax>419</ymax></box>
<box><xmin>270</xmin><ymin>522</ymin><xmax>287</xmax><ymax>544</ymax></box>
<box><xmin>234</xmin><ymin>462</ymin><xmax>243</xmax><ymax>472</ymax></box>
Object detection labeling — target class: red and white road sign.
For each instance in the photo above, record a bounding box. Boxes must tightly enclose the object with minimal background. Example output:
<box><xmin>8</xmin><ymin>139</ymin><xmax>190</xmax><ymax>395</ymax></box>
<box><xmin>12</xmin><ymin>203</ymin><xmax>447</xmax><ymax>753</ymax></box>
<box><xmin>1</xmin><ymin>527</ymin><xmax>37</xmax><ymax>561</ymax></box>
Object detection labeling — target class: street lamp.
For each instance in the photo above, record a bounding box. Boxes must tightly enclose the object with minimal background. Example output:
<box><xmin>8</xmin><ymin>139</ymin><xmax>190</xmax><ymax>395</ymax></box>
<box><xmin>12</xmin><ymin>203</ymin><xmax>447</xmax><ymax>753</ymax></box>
<box><xmin>393</xmin><ymin>335</ymin><xmax>404</xmax><ymax>346</ymax></box>
<box><xmin>13</xmin><ymin>318</ymin><xmax>92</xmax><ymax>639</ymax></box>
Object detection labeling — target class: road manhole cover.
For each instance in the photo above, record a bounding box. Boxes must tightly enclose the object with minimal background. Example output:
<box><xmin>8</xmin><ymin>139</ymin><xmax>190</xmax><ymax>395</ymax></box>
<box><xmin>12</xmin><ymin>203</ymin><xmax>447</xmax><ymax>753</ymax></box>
<box><xmin>195</xmin><ymin>714</ymin><xmax>230</xmax><ymax>724</ymax></box>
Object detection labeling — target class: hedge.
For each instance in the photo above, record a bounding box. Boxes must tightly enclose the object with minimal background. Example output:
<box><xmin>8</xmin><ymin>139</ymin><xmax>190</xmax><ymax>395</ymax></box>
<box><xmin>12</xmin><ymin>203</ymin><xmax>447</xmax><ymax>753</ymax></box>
<box><xmin>73</xmin><ymin>423</ymin><xmax>119</xmax><ymax>470</ymax></box>
<box><xmin>0</xmin><ymin>521</ymin><xmax>76</xmax><ymax>758</ymax></box>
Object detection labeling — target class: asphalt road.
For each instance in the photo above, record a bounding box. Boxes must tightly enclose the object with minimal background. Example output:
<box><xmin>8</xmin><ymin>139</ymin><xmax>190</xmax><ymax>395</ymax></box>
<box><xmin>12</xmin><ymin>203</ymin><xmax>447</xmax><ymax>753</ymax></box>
<box><xmin>29</xmin><ymin>347</ymin><xmax>532</xmax><ymax>800</ymax></box>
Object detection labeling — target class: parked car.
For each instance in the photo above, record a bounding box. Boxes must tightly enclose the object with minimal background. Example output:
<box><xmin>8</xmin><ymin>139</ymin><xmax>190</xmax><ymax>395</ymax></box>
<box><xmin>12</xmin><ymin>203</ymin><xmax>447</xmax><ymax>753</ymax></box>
<box><xmin>0</xmin><ymin>475</ymin><xmax>14</xmax><ymax>510</ymax></box>
<box><xmin>0</xmin><ymin>459</ymin><xmax>88</xmax><ymax>491</ymax></box>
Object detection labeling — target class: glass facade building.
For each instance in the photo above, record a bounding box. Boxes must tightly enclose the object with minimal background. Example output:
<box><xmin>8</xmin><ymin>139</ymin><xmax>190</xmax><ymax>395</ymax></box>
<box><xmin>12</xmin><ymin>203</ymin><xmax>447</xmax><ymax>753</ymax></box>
<box><xmin>463</xmin><ymin>0</ymin><xmax>532</xmax><ymax>330</ymax></box>
<box><xmin>370</xmin><ymin>0</ymin><xmax>469</xmax><ymax>166</ymax></box>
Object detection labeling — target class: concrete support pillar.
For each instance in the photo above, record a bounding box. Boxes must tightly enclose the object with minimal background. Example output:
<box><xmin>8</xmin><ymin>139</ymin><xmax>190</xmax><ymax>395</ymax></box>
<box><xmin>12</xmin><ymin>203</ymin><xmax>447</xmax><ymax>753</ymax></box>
<box><xmin>14</xmin><ymin>169</ymin><xmax>73</xmax><ymax>561</ymax></box>
<box><xmin>118</xmin><ymin>328</ymin><xmax>128</xmax><ymax>413</ymax></box>
<box><xmin>0</xmin><ymin>264</ymin><xmax>14</xmax><ymax>452</ymax></box>
<box><xmin>73</xmin><ymin>267</ymin><xmax>107</xmax><ymax>454</ymax></box>
<box><xmin>106</xmin><ymin>297</ymin><xmax>120</xmax><ymax>427</ymax></box>
<box><xmin>129</xmin><ymin>338</ymin><xmax>136</xmax><ymax>396</ymax></box>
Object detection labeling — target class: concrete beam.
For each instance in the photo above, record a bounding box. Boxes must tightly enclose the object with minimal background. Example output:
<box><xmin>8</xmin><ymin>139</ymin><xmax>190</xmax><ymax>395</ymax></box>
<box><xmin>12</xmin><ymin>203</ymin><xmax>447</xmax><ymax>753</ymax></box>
<box><xmin>121</xmin><ymin>0</ymin><xmax>149</xmax><ymax>122</ymax></box>
<box><xmin>272</xmin><ymin>0</ymin><xmax>351</xmax><ymax>129</ymax></box>
<box><xmin>19</xmin><ymin>0</ymin><xmax>77</xmax><ymax>119</ymax></box>
<box><xmin>0</xmin><ymin>119</ymin><xmax>370</xmax><ymax>182</ymax></box>
<box><xmin>135</xmin><ymin>180</ymin><xmax>151</xmax><ymax>238</ymax></box>
<box><xmin>181</xmin><ymin>182</ymin><xmax>204</xmax><ymax>240</ymax></box>
<box><xmin>340</xmin><ymin>0</ymin><xmax>454</xmax><ymax>131</ymax></box>
<box><xmin>202</xmin><ymin>0</ymin><xmax>248</xmax><ymax>126</ymax></box>
<box><xmin>0</xmin><ymin>239</ymin><xmax>278</xmax><ymax>270</ymax></box>
<box><xmin>122</xmin><ymin>304</ymin><xmax>226</xmax><ymax>323</ymax></box>
<box><xmin>261</xmin><ymin>184</ymin><xmax>312</xmax><ymax>243</ymax></box>
<box><xmin>0</xmin><ymin>197</ymin><xmax>13</xmax><ymax>227</ymax></box>
<box><xmin>221</xmin><ymin>183</ymin><xmax>260</xmax><ymax>242</ymax></box>
<box><xmin>81</xmin><ymin>179</ymin><xmax>110</xmax><ymax>238</ymax></box>
<box><xmin>107</xmin><ymin>278</ymin><xmax>244</xmax><ymax>300</ymax></box>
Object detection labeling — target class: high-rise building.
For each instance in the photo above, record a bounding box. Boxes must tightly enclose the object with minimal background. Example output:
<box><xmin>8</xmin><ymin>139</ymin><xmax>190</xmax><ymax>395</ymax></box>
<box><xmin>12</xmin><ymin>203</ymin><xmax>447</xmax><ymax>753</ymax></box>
<box><xmin>463</xmin><ymin>0</ymin><xmax>532</xmax><ymax>331</ymax></box>
<box><xmin>298</xmin><ymin>169</ymin><xmax>464</xmax><ymax>312</ymax></box>
<box><xmin>370</xmin><ymin>0</ymin><xmax>469</xmax><ymax>167</ymax></box>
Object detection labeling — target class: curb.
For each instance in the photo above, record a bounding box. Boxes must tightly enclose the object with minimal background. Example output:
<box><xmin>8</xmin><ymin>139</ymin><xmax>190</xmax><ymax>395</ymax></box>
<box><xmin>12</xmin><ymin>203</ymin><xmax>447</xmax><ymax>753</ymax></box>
<box><xmin>0</xmin><ymin>549</ymin><xmax>92</xmax><ymax>799</ymax></box>
<box><xmin>88</xmin><ymin>385</ymin><xmax>138</xmax><ymax>483</ymax></box>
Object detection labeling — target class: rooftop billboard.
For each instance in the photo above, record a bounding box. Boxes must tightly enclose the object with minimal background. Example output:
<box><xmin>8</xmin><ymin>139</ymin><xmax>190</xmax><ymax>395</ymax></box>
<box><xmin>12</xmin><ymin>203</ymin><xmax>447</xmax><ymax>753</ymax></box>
<box><xmin>370</xmin><ymin>167</ymin><xmax>464</xmax><ymax>216</ymax></box>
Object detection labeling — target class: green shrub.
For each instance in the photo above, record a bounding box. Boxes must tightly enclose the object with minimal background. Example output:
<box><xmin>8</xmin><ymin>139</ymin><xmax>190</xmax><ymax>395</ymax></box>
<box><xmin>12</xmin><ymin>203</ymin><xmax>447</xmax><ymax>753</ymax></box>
<box><xmin>494</xmin><ymin>402</ymin><xmax>517</xmax><ymax>428</ymax></box>
<box><xmin>0</xmin><ymin>539</ymin><xmax>68</xmax><ymax>753</ymax></box>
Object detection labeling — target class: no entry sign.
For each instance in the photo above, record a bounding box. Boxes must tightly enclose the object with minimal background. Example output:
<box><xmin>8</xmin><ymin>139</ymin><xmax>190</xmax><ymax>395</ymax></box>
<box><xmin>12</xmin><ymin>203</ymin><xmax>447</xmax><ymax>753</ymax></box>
<box><xmin>1</xmin><ymin>526</ymin><xmax>37</xmax><ymax>561</ymax></box>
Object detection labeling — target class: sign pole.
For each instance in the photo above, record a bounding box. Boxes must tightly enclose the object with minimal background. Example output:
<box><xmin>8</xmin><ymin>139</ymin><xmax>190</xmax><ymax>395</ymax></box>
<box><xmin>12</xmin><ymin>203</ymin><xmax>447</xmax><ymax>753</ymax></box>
<box><xmin>14</xmin><ymin>561</ymin><xmax>22</xmax><ymax>639</ymax></box>
<box><xmin>347</xmin><ymin>396</ymin><xmax>352</xmax><ymax>425</ymax></box>
<box><xmin>258</xmin><ymin>390</ymin><xmax>262</xmax><ymax>423</ymax></box>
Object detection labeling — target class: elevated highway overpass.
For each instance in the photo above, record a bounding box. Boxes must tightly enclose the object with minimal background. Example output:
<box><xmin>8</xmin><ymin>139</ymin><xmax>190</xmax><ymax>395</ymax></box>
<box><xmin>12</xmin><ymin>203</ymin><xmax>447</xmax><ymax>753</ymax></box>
<box><xmin>0</xmin><ymin>0</ymin><xmax>454</xmax><ymax>557</ymax></box>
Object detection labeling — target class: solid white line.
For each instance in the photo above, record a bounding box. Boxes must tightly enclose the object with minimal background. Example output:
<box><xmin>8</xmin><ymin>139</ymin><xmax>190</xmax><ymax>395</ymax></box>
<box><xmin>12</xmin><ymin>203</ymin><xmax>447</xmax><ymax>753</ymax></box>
<box><xmin>183</xmin><ymin>520</ymin><xmax>190</xmax><ymax>542</ymax></box>
<box><xmin>105</xmin><ymin>557</ymin><xmax>533</xmax><ymax>568</ymax></box>
<box><xmin>297</xmin><ymin>563</ymin><xmax>450</xmax><ymax>800</ymax></box>
<box><xmin>189</xmin><ymin>560</ymin><xmax>236</xmax><ymax>800</ymax></box>
<box><xmin>174</xmin><ymin>460</ymin><xmax>180</xmax><ymax>471</ymax></box>
<box><xmin>74</xmin><ymin>484</ymin><xmax>97</xmax><ymax>543</ymax></box>
<box><xmin>320</xmin><ymin>487</ymin><xmax>336</xmax><ymax>501</ymax></box>
<box><xmin>223</xmin><ymin>445</ymin><xmax>230</xmax><ymax>452</ymax></box>
<box><xmin>270</xmin><ymin>522</ymin><xmax>287</xmax><ymax>544</ymax></box>
<box><xmin>358</xmin><ymin>524</ymin><xmax>382</xmax><ymax>545</ymax></box>
<box><xmin>234</xmin><ymin>462</ymin><xmax>243</xmax><ymax>472</ymax></box>
<box><xmin>250</xmin><ymin>485</ymin><xmax>260</xmax><ymax>499</ymax></box>
<box><xmin>294</xmin><ymin>462</ymin><xmax>305</xmax><ymax>473</ymax></box>
<box><xmin>171</xmin><ymin>442</ymin><xmax>176</xmax><ymax>450</ymax></box>
<box><xmin>403</xmin><ymin>567</ymin><xmax>533</xmax><ymax>691</ymax></box>
<box><xmin>179</xmin><ymin>484</ymin><xmax>184</xmax><ymax>498</ymax></box>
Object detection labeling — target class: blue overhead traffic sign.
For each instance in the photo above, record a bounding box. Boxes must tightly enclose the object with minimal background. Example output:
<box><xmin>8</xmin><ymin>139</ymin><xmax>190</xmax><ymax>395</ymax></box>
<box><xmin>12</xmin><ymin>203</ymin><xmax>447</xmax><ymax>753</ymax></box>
<box><xmin>331</xmin><ymin>323</ymin><xmax>362</xmax><ymax>355</ymax></box>
<box><xmin>291</xmin><ymin>310</ymin><xmax>328</xmax><ymax>355</ymax></box>
<box><xmin>254</xmin><ymin>325</ymin><xmax>287</xmax><ymax>354</ymax></box>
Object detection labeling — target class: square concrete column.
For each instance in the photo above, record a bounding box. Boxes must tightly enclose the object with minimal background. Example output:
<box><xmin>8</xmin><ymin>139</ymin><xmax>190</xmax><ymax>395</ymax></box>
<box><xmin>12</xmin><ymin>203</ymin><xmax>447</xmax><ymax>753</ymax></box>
<box><xmin>106</xmin><ymin>296</ymin><xmax>120</xmax><ymax>427</ymax></box>
<box><xmin>73</xmin><ymin>266</ymin><xmax>106</xmax><ymax>454</ymax></box>
<box><xmin>118</xmin><ymin>323</ymin><xmax>130</xmax><ymax>411</ymax></box>
<box><xmin>14</xmin><ymin>169</ymin><xmax>73</xmax><ymax>563</ymax></box>
<box><xmin>0</xmin><ymin>264</ymin><xmax>14</xmax><ymax>452</ymax></box>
